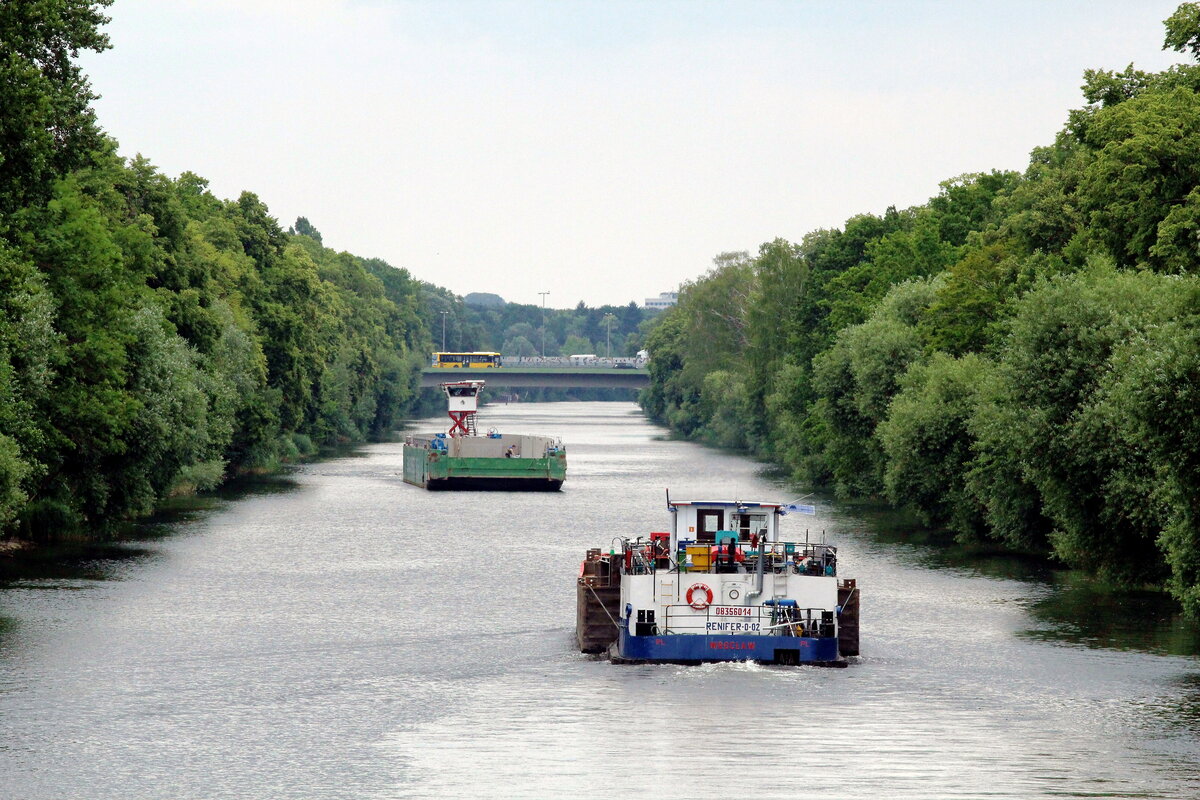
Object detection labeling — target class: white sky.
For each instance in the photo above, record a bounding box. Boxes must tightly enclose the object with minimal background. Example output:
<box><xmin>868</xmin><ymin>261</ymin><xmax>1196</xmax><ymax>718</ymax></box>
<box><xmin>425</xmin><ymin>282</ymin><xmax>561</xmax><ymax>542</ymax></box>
<box><xmin>81</xmin><ymin>0</ymin><xmax>1185</xmax><ymax>307</ymax></box>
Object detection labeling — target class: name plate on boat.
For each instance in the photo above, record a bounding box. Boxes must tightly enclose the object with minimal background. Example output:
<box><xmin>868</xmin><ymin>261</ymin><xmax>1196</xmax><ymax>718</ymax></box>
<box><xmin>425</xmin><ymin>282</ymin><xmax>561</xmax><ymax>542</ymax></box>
<box><xmin>711</xmin><ymin>606</ymin><xmax>752</xmax><ymax>617</ymax></box>
<box><xmin>706</xmin><ymin>619</ymin><xmax>762</xmax><ymax>633</ymax></box>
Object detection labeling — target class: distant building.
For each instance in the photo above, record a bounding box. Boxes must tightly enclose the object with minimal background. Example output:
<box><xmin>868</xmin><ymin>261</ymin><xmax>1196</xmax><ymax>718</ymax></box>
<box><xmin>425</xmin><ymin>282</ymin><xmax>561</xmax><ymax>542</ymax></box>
<box><xmin>643</xmin><ymin>291</ymin><xmax>678</xmax><ymax>310</ymax></box>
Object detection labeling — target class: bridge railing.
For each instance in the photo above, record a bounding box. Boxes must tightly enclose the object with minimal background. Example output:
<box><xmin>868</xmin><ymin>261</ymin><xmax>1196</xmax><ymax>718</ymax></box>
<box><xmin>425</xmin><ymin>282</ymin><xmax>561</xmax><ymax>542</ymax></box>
<box><xmin>499</xmin><ymin>356</ymin><xmax>648</xmax><ymax>368</ymax></box>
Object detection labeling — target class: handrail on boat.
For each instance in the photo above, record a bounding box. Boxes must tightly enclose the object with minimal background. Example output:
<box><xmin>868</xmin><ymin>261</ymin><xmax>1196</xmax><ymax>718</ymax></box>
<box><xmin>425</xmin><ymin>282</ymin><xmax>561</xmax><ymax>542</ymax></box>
<box><xmin>620</xmin><ymin>540</ymin><xmax>838</xmax><ymax>577</ymax></box>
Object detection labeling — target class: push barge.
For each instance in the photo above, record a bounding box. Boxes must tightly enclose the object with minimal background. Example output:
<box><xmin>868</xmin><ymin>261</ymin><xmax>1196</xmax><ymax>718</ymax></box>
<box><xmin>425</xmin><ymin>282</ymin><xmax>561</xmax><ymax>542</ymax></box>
<box><xmin>577</xmin><ymin>497</ymin><xmax>859</xmax><ymax>665</ymax></box>
<box><xmin>403</xmin><ymin>380</ymin><xmax>567</xmax><ymax>491</ymax></box>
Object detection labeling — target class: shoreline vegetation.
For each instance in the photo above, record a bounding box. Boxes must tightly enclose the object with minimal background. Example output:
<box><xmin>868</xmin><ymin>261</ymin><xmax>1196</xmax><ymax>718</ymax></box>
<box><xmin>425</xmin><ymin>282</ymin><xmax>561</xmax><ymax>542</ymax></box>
<box><xmin>0</xmin><ymin>1</ymin><xmax>444</xmax><ymax>544</ymax></box>
<box><xmin>639</xmin><ymin>5</ymin><xmax>1200</xmax><ymax>617</ymax></box>
<box><xmin>0</xmin><ymin>2</ymin><xmax>653</xmax><ymax>548</ymax></box>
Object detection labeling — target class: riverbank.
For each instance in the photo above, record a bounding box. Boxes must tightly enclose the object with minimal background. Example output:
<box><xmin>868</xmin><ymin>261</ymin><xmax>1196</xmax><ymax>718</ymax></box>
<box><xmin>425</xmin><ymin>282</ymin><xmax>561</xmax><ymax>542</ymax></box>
<box><xmin>0</xmin><ymin>433</ymin><xmax>359</xmax><ymax>552</ymax></box>
<box><xmin>0</xmin><ymin>539</ymin><xmax>31</xmax><ymax>556</ymax></box>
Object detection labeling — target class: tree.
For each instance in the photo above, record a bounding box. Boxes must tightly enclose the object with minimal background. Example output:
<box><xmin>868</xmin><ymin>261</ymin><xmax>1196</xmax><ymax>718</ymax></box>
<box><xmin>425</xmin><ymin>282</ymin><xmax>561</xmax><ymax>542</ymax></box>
<box><xmin>977</xmin><ymin>262</ymin><xmax>1187</xmax><ymax>583</ymax></box>
<box><xmin>1164</xmin><ymin>2</ymin><xmax>1200</xmax><ymax>60</ymax></box>
<box><xmin>928</xmin><ymin>171</ymin><xmax>1022</xmax><ymax>246</ymax></box>
<box><xmin>811</xmin><ymin>278</ymin><xmax>941</xmax><ymax>496</ymax></box>
<box><xmin>878</xmin><ymin>353</ymin><xmax>991</xmax><ymax>535</ymax></box>
<box><xmin>918</xmin><ymin>240</ymin><xmax>1051</xmax><ymax>356</ymax></box>
<box><xmin>1099</xmin><ymin>313</ymin><xmax>1200</xmax><ymax>614</ymax></box>
<box><xmin>823</xmin><ymin>210</ymin><xmax>957</xmax><ymax>331</ymax></box>
<box><xmin>561</xmin><ymin>334</ymin><xmax>594</xmax><ymax>356</ymax></box>
<box><xmin>502</xmin><ymin>335</ymin><xmax>537</xmax><ymax>358</ymax></box>
<box><xmin>0</xmin><ymin>0</ymin><xmax>113</xmax><ymax>219</ymax></box>
<box><xmin>1077</xmin><ymin>87</ymin><xmax>1200</xmax><ymax>271</ymax></box>
<box><xmin>289</xmin><ymin>216</ymin><xmax>323</xmax><ymax>243</ymax></box>
<box><xmin>746</xmin><ymin>238</ymin><xmax>807</xmax><ymax>451</ymax></box>
<box><xmin>503</xmin><ymin>321</ymin><xmax>536</xmax><ymax>342</ymax></box>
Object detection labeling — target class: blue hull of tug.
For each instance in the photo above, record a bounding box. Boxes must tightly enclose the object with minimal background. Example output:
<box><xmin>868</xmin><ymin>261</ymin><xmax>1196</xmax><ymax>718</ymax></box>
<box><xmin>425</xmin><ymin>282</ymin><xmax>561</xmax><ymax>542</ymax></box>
<box><xmin>618</xmin><ymin>629</ymin><xmax>840</xmax><ymax>664</ymax></box>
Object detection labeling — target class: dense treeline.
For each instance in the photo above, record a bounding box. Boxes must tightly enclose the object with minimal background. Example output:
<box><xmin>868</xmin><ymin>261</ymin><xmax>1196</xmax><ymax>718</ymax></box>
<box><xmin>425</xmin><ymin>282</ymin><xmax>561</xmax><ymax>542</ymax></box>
<box><xmin>421</xmin><ymin>290</ymin><xmax>655</xmax><ymax>361</ymax></box>
<box><xmin>412</xmin><ymin>291</ymin><xmax>657</xmax><ymax>406</ymax></box>
<box><xmin>642</xmin><ymin>5</ymin><xmax>1200</xmax><ymax>615</ymax></box>
<box><xmin>0</xmin><ymin>2</ymin><xmax>428</xmax><ymax>539</ymax></box>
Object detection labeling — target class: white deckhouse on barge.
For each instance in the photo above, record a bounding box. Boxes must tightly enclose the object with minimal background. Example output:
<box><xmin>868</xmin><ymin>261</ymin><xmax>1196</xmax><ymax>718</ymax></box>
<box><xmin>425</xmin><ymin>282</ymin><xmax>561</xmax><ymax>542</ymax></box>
<box><xmin>577</xmin><ymin>496</ymin><xmax>859</xmax><ymax>665</ymax></box>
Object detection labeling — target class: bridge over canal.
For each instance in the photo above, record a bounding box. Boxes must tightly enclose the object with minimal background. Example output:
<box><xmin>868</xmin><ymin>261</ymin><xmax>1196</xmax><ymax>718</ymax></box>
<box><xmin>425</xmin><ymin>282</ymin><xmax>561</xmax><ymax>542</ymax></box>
<box><xmin>419</xmin><ymin>367</ymin><xmax>649</xmax><ymax>390</ymax></box>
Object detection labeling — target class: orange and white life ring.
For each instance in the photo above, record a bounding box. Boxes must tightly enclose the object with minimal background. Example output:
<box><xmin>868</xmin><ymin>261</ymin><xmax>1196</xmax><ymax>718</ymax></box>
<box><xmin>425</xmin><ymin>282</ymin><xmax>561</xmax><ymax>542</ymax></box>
<box><xmin>687</xmin><ymin>582</ymin><xmax>714</xmax><ymax>610</ymax></box>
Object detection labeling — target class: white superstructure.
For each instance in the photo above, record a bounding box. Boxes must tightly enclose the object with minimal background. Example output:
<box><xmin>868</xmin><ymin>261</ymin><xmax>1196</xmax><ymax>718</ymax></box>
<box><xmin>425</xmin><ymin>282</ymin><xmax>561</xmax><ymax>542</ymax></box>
<box><xmin>578</xmin><ymin>496</ymin><xmax>857</xmax><ymax>664</ymax></box>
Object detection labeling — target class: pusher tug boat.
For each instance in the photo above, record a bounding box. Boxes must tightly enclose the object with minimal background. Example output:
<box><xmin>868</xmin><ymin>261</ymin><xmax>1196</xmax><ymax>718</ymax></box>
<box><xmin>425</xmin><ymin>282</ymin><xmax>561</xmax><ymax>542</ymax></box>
<box><xmin>577</xmin><ymin>496</ymin><xmax>859</xmax><ymax>665</ymax></box>
<box><xmin>402</xmin><ymin>380</ymin><xmax>567</xmax><ymax>490</ymax></box>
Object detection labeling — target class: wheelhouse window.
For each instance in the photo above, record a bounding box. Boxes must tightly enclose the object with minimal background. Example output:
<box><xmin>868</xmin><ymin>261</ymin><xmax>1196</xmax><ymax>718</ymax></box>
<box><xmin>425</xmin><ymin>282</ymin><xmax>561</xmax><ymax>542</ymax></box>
<box><xmin>732</xmin><ymin>513</ymin><xmax>768</xmax><ymax>541</ymax></box>
<box><xmin>696</xmin><ymin>509</ymin><xmax>723</xmax><ymax>543</ymax></box>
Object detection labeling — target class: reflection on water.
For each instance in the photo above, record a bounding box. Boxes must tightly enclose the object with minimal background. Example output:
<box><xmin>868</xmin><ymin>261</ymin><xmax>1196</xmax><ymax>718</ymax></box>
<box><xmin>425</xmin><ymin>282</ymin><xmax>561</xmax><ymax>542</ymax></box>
<box><xmin>1161</xmin><ymin>673</ymin><xmax>1200</xmax><ymax>737</ymax></box>
<box><xmin>841</xmin><ymin>496</ymin><xmax>1200</xmax><ymax>657</ymax></box>
<box><xmin>1021</xmin><ymin>577</ymin><xmax>1200</xmax><ymax>657</ymax></box>
<box><xmin>1</xmin><ymin>402</ymin><xmax>1198</xmax><ymax>800</ymax></box>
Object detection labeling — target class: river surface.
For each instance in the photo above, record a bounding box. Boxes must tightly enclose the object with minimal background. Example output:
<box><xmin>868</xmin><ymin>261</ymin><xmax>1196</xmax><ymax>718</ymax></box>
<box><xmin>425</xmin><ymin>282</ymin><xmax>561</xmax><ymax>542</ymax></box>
<box><xmin>2</xmin><ymin>402</ymin><xmax>1199</xmax><ymax>799</ymax></box>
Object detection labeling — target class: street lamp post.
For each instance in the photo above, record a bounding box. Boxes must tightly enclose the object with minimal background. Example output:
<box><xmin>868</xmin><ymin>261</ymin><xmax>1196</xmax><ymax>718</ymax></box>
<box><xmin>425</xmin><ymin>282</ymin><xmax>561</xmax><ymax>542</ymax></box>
<box><xmin>538</xmin><ymin>291</ymin><xmax>549</xmax><ymax>358</ymax></box>
<box><xmin>440</xmin><ymin>311</ymin><xmax>449</xmax><ymax>351</ymax></box>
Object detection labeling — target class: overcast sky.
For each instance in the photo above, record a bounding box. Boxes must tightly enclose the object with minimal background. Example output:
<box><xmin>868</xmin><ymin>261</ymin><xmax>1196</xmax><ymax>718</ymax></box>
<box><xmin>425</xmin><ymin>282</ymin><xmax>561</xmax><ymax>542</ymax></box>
<box><xmin>81</xmin><ymin>0</ymin><xmax>1185</xmax><ymax>308</ymax></box>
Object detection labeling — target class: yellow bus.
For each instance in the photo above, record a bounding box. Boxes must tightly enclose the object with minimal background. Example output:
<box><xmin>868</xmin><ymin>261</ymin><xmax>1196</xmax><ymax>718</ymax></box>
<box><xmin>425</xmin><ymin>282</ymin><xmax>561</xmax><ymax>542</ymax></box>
<box><xmin>432</xmin><ymin>351</ymin><xmax>502</xmax><ymax>368</ymax></box>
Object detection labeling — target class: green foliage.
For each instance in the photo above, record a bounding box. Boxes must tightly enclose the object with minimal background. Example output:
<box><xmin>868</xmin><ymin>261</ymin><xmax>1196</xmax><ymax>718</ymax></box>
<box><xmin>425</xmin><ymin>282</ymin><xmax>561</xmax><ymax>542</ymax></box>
<box><xmin>1078</xmin><ymin>87</ymin><xmax>1200</xmax><ymax>270</ymax></box>
<box><xmin>879</xmin><ymin>353</ymin><xmax>991</xmax><ymax>534</ymax></box>
<box><xmin>969</xmin><ymin>263</ymin><xmax>1190</xmax><ymax>583</ymax></box>
<box><xmin>962</xmin><ymin>371</ymin><xmax>1054</xmax><ymax>552</ymax></box>
<box><xmin>0</xmin><ymin>432</ymin><xmax>29</xmax><ymax>529</ymax></box>
<box><xmin>746</xmin><ymin>238</ymin><xmax>808</xmax><ymax>451</ymax></box>
<box><xmin>823</xmin><ymin>210</ymin><xmax>956</xmax><ymax>331</ymax></box>
<box><xmin>0</xmin><ymin>3</ymin><xmax>446</xmax><ymax>540</ymax></box>
<box><xmin>1098</xmin><ymin>310</ymin><xmax>1200</xmax><ymax>612</ymax></box>
<box><xmin>641</xmin><ymin>310</ymin><xmax>693</xmax><ymax>431</ymax></box>
<box><xmin>170</xmin><ymin>459</ymin><xmax>225</xmax><ymax>496</ymax></box>
<box><xmin>918</xmin><ymin>242</ymin><xmax>1014</xmax><ymax>355</ymax></box>
<box><xmin>641</xmin><ymin>250</ymin><xmax>780</xmax><ymax>441</ymax></box>
<box><xmin>416</xmin><ymin>283</ymin><xmax>651</xmax><ymax>367</ymax></box>
<box><xmin>0</xmin><ymin>1</ymin><xmax>113</xmax><ymax>217</ymax></box>
<box><xmin>502</xmin><ymin>335</ymin><xmax>537</xmax><ymax>357</ymax></box>
<box><xmin>561</xmin><ymin>334</ymin><xmax>596</xmax><ymax>356</ymax></box>
<box><xmin>112</xmin><ymin>304</ymin><xmax>213</xmax><ymax>517</ymax></box>
<box><xmin>928</xmin><ymin>171</ymin><xmax>1022</xmax><ymax>246</ymax></box>
<box><xmin>0</xmin><ymin>251</ymin><xmax>41</xmax><ymax>525</ymax></box>
<box><xmin>1165</xmin><ymin>2</ymin><xmax>1200</xmax><ymax>59</ymax></box>
<box><xmin>698</xmin><ymin>370</ymin><xmax>751</xmax><ymax>450</ymax></box>
<box><xmin>0</xmin><ymin>152</ymin><xmax>426</xmax><ymax>537</ymax></box>
<box><xmin>289</xmin><ymin>216</ymin><xmax>323</xmax><ymax>243</ymax></box>
<box><xmin>1080</xmin><ymin>65</ymin><xmax>1155</xmax><ymax>108</ymax></box>
<box><xmin>639</xmin><ymin>3</ymin><xmax>1200</xmax><ymax>614</ymax></box>
<box><xmin>997</xmin><ymin>138</ymin><xmax>1087</xmax><ymax>254</ymax></box>
<box><xmin>811</xmin><ymin>278</ymin><xmax>941</xmax><ymax>496</ymax></box>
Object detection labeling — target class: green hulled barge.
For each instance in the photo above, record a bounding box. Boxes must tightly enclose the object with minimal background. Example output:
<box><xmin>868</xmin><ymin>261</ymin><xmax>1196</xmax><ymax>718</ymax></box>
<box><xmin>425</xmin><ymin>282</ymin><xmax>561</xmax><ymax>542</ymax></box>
<box><xmin>402</xmin><ymin>380</ymin><xmax>567</xmax><ymax>491</ymax></box>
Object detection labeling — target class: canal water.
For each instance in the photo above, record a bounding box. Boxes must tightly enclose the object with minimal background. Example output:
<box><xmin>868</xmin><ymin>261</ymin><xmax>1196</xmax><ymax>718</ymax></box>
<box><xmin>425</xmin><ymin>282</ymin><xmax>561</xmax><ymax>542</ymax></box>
<box><xmin>2</xmin><ymin>402</ymin><xmax>1199</xmax><ymax>799</ymax></box>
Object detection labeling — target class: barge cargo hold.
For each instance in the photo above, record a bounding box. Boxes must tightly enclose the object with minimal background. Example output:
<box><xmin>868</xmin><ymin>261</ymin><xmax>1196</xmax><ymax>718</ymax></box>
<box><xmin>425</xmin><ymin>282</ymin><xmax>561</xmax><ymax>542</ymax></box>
<box><xmin>403</xmin><ymin>379</ymin><xmax>566</xmax><ymax>491</ymax></box>
<box><xmin>577</xmin><ymin>497</ymin><xmax>859</xmax><ymax>665</ymax></box>
<box><xmin>402</xmin><ymin>433</ymin><xmax>566</xmax><ymax>490</ymax></box>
